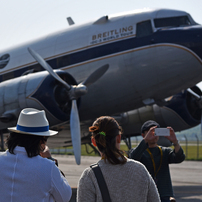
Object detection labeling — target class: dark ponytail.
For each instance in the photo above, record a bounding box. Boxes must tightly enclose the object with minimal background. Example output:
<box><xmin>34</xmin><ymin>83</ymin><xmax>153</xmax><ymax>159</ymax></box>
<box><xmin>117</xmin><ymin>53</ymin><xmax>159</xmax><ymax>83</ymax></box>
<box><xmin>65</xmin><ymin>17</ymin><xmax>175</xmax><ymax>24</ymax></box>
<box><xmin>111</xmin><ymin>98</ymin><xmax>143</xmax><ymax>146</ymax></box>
<box><xmin>89</xmin><ymin>116</ymin><xmax>126</xmax><ymax>165</ymax></box>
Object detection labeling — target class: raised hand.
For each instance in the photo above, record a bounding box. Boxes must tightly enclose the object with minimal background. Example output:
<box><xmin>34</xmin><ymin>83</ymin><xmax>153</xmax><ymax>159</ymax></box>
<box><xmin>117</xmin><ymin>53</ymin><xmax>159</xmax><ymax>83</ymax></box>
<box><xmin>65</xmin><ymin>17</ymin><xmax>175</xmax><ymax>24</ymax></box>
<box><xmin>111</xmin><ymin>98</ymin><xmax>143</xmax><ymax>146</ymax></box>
<box><xmin>40</xmin><ymin>145</ymin><xmax>51</xmax><ymax>158</ymax></box>
<box><xmin>144</xmin><ymin>126</ymin><xmax>159</xmax><ymax>144</ymax></box>
<box><xmin>165</xmin><ymin>127</ymin><xmax>178</xmax><ymax>144</ymax></box>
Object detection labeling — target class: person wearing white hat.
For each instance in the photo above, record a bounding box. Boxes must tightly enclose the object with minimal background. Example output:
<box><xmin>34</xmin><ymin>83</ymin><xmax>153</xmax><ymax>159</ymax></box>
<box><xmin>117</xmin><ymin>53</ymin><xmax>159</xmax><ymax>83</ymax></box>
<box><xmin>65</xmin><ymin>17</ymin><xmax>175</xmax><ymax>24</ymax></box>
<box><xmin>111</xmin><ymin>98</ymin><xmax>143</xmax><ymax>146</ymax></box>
<box><xmin>0</xmin><ymin>108</ymin><xmax>72</xmax><ymax>202</ymax></box>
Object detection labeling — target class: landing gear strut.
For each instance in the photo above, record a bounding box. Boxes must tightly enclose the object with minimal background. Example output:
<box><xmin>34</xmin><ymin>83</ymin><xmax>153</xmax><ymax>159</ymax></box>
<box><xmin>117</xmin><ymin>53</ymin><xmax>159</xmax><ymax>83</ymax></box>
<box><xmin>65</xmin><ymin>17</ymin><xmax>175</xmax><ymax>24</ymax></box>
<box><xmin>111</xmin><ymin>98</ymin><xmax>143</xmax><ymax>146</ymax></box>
<box><xmin>122</xmin><ymin>134</ymin><xmax>132</xmax><ymax>150</ymax></box>
<box><xmin>0</xmin><ymin>131</ymin><xmax>5</xmax><ymax>151</ymax></box>
<box><xmin>85</xmin><ymin>143</ymin><xmax>100</xmax><ymax>156</ymax></box>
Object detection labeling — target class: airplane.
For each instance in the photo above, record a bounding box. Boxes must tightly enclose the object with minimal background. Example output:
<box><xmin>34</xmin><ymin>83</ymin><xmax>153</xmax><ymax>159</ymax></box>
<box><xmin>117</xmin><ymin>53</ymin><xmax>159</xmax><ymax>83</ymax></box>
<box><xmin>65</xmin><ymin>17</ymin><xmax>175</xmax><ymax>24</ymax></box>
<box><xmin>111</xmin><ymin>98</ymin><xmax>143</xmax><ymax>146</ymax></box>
<box><xmin>0</xmin><ymin>8</ymin><xmax>202</xmax><ymax>164</ymax></box>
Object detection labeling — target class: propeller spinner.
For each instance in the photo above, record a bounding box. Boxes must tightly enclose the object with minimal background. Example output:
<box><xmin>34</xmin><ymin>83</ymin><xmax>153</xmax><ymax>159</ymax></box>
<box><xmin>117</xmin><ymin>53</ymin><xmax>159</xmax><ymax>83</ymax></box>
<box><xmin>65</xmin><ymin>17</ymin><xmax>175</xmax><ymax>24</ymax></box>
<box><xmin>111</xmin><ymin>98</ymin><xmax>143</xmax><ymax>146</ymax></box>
<box><xmin>28</xmin><ymin>47</ymin><xmax>109</xmax><ymax>164</ymax></box>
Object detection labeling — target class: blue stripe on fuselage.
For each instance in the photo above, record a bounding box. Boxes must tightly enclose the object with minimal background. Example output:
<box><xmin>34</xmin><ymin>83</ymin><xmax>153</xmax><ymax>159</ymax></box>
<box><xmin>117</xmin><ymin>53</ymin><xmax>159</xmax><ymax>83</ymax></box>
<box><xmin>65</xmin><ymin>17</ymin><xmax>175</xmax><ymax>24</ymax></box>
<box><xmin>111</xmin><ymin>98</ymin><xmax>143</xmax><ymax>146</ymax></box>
<box><xmin>1</xmin><ymin>26</ymin><xmax>202</xmax><ymax>82</ymax></box>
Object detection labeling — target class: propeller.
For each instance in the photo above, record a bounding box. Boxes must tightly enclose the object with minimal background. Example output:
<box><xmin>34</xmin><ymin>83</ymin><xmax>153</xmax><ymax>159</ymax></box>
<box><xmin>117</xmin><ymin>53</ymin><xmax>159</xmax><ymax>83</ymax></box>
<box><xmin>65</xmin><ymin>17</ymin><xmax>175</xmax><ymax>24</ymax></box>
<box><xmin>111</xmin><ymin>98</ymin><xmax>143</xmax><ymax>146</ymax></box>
<box><xmin>28</xmin><ymin>47</ymin><xmax>71</xmax><ymax>91</ymax></box>
<box><xmin>28</xmin><ymin>47</ymin><xmax>109</xmax><ymax>164</ymax></box>
<box><xmin>187</xmin><ymin>88</ymin><xmax>202</xmax><ymax>136</ymax></box>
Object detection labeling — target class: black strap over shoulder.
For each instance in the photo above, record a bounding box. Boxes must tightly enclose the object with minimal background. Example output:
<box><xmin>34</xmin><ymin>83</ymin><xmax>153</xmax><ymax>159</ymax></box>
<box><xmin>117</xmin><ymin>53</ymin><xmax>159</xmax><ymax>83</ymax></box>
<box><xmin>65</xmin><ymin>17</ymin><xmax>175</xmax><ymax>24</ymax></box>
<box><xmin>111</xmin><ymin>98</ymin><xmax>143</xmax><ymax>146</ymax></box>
<box><xmin>90</xmin><ymin>163</ymin><xmax>112</xmax><ymax>202</ymax></box>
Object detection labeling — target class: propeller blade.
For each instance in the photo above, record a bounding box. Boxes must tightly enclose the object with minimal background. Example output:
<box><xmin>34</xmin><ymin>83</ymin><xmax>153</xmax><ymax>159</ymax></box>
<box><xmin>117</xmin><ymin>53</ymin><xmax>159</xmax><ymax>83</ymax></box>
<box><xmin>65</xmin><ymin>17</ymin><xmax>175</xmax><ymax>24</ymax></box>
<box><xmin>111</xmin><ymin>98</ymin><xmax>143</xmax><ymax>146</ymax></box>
<box><xmin>81</xmin><ymin>64</ymin><xmax>109</xmax><ymax>87</ymax></box>
<box><xmin>187</xmin><ymin>88</ymin><xmax>201</xmax><ymax>100</ymax></box>
<box><xmin>70</xmin><ymin>100</ymin><xmax>81</xmax><ymax>165</ymax></box>
<box><xmin>28</xmin><ymin>47</ymin><xmax>71</xmax><ymax>90</ymax></box>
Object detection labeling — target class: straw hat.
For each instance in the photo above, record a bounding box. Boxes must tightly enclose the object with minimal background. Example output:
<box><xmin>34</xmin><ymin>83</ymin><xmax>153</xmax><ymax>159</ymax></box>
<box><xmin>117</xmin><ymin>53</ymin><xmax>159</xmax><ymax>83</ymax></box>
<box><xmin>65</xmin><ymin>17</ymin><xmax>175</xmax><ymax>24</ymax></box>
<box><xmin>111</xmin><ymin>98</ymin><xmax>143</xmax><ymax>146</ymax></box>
<box><xmin>8</xmin><ymin>108</ymin><xmax>58</xmax><ymax>136</ymax></box>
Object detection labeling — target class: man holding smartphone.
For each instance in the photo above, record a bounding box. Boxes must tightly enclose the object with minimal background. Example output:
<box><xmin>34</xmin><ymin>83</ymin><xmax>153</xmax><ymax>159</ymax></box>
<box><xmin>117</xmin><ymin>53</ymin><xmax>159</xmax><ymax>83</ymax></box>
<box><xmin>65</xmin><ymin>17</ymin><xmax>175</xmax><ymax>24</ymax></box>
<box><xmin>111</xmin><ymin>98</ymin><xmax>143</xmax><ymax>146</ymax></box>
<box><xmin>129</xmin><ymin>120</ymin><xmax>185</xmax><ymax>202</ymax></box>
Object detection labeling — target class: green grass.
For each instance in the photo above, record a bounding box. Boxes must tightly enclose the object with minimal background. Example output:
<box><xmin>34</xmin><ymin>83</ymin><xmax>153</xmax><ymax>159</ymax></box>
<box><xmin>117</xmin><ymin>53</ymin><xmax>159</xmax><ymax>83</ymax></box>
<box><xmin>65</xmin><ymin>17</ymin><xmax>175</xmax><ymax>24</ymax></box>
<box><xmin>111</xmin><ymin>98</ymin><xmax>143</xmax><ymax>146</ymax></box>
<box><xmin>181</xmin><ymin>145</ymin><xmax>202</xmax><ymax>160</ymax></box>
<box><xmin>120</xmin><ymin>144</ymin><xmax>202</xmax><ymax>160</ymax></box>
<box><xmin>51</xmin><ymin>143</ymin><xmax>202</xmax><ymax>161</ymax></box>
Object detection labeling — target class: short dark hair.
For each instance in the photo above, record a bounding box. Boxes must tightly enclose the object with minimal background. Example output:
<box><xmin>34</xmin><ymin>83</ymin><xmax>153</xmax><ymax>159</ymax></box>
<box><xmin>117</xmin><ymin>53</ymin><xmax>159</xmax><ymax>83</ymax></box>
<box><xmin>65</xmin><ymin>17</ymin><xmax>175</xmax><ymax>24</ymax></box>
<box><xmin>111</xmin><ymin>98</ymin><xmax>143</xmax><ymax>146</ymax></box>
<box><xmin>6</xmin><ymin>132</ymin><xmax>48</xmax><ymax>157</ymax></box>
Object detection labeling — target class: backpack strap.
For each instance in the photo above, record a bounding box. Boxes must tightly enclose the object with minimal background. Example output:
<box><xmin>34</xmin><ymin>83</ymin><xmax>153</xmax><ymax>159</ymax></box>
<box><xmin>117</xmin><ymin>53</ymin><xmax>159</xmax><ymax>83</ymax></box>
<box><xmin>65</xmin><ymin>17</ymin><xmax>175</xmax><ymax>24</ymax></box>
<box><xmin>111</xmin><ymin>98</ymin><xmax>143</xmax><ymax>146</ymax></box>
<box><xmin>90</xmin><ymin>163</ymin><xmax>112</xmax><ymax>202</ymax></box>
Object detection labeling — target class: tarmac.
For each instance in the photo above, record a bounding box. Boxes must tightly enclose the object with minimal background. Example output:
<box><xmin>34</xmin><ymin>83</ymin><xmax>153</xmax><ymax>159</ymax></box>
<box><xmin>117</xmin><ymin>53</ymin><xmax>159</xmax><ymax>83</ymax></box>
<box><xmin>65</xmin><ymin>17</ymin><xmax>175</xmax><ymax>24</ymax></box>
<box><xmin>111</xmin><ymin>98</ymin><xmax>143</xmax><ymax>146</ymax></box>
<box><xmin>53</xmin><ymin>155</ymin><xmax>202</xmax><ymax>202</ymax></box>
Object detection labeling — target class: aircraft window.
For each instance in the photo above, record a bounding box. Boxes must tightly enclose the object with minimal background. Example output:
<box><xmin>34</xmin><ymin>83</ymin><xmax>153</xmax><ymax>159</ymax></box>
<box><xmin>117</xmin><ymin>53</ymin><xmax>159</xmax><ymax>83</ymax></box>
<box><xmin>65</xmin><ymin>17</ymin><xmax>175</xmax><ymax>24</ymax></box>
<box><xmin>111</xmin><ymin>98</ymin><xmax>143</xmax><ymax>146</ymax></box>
<box><xmin>0</xmin><ymin>54</ymin><xmax>10</xmax><ymax>69</ymax></box>
<box><xmin>154</xmin><ymin>16</ymin><xmax>191</xmax><ymax>28</ymax></box>
<box><xmin>136</xmin><ymin>20</ymin><xmax>153</xmax><ymax>38</ymax></box>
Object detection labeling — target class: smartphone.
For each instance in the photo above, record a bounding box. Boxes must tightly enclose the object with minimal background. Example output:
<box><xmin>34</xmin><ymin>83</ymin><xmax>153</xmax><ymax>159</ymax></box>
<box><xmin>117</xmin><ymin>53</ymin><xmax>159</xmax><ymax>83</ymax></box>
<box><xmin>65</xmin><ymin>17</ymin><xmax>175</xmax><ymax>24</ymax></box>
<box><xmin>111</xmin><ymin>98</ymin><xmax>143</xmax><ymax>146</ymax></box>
<box><xmin>155</xmin><ymin>128</ymin><xmax>170</xmax><ymax>136</ymax></box>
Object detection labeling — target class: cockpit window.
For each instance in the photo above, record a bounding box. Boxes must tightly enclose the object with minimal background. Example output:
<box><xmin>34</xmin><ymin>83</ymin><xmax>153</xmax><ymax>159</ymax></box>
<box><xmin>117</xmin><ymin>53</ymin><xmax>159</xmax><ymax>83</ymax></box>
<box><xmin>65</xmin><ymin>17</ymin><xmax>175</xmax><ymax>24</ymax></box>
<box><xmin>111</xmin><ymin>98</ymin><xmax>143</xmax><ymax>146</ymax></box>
<box><xmin>136</xmin><ymin>20</ymin><xmax>153</xmax><ymax>38</ymax></box>
<box><xmin>154</xmin><ymin>16</ymin><xmax>191</xmax><ymax>28</ymax></box>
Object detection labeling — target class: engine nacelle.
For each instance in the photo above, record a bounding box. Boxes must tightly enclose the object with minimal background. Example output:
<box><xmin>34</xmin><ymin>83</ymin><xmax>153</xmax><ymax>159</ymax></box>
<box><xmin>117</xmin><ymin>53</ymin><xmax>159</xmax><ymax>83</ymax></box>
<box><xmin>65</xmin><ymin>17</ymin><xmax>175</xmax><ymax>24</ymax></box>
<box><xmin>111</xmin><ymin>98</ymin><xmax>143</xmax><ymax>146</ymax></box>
<box><xmin>0</xmin><ymin>70</ymin><xmax>78</xmax><ymax>130</ymax></box>
<box><xmin>120</xmin><ymin>86</ymin><xmax>201</xmax><ymax>136</ymax></box>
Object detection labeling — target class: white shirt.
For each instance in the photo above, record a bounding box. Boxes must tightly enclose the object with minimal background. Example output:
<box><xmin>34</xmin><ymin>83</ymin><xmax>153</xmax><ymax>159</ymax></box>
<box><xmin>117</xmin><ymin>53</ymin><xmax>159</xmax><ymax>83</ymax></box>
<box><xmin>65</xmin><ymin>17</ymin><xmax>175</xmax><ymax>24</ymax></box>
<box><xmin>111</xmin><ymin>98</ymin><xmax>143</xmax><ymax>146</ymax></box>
<box><xmin>0</xmin><ymin>146</ymin><xmax>72</xmax><ymax>202</ymax></box>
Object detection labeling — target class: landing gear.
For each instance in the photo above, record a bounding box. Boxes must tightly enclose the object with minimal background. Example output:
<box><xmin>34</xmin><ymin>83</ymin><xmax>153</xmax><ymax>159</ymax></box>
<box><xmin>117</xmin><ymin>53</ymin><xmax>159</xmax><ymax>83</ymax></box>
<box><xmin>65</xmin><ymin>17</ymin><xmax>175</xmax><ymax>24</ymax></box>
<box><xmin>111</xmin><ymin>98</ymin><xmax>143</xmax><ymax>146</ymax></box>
<box><xmin>85</xmin><ymin>143</ymin><xmax>100</xmax><ymax>156</ymax></box>
<box><xmin>0</xmin><ymin>131</ymin><xmax>5</xmax><ymax>151</ymax></box>
<box><xmin>122</xmin><ymin>134</ymin><xmax>132</xmax><ymax>150</ymax></box>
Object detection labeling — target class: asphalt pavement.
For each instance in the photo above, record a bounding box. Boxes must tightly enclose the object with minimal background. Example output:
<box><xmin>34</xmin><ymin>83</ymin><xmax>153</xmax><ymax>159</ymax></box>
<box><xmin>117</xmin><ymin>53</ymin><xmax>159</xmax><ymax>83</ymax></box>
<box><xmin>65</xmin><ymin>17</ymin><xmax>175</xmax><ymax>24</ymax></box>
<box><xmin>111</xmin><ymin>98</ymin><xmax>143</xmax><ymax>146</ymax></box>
<box><xmin>53</xmin><ymin>155</ymin><xmax>202</xmax><ymax>202</ymax></box>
